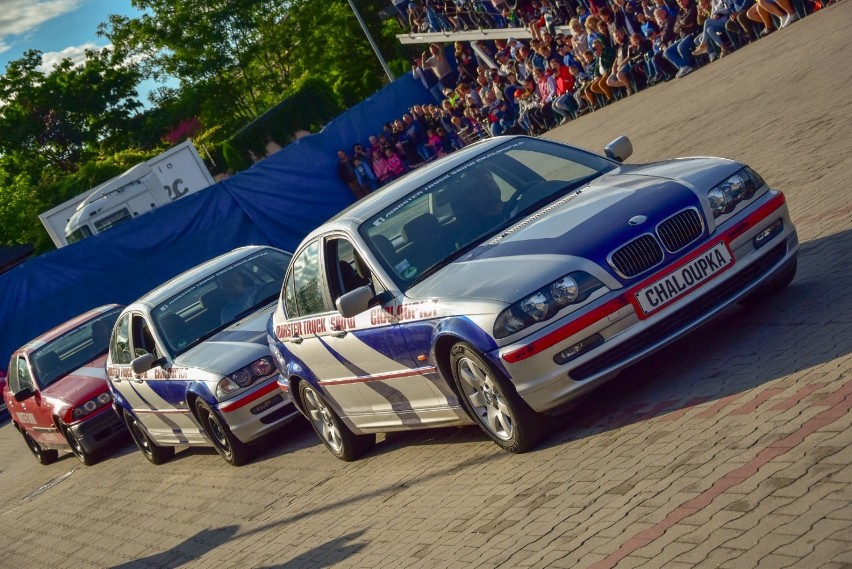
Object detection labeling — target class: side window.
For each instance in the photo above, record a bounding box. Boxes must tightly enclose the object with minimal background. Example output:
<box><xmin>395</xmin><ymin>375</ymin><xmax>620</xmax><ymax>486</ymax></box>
<box><xmin>131</xmin><ymin>314</ymin><xmax>159</xmax><ymax>358</ymax></box>
<box><xmin>327</xmin><ymin>238</ymin><xmax>372</xmax><ymax>301</ymax></box>
<box><xmin>291</xmin><ymin>241</ymin><xmax>328</xmax><ymax>317</ymax></box>
<box><xmin>282</xmin><ymin>273</ymin><xmax>298</xmax><ymax>319</ymax></box>
<box><xmin>7</xmin><ymin>357</ymin><xmax>21</xmax><ymax>392</ymax></box>
<box><xmin>15</xmin><ymin>357</ymin><xmax>34</xmax><ymax>391</ymax></box>
<box><xmin>111</xmin><ymin>314</ymin><xmax>132</xmax><ymax>365</ymax></box>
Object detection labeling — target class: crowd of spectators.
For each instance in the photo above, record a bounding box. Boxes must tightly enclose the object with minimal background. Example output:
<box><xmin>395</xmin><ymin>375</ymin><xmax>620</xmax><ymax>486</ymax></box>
<box><xmin>337</xmin><ymin>0</ymin><xmax>826</xmax><ymax>198</ymax></box>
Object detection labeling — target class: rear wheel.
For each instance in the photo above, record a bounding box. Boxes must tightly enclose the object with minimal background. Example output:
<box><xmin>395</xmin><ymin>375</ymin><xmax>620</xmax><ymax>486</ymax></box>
<box><xmin>62</xmin><ymin>423</ymin><xmax>99</xmax><ymax>466</ymax></box>
<box><xmin>450</xmin><ymin>342</ymin><xmax>543</xmax><ymax>453</ymax></box>
<box><xmin>123</xmin><ymin>410</ymin><xmax>174</xmax><ymax>465</ymax></box>
<box><xmin>195</xmin><ymin>399</ymin><xmax>254</xmax><ymax>466</ymax></box>
<box><xmin>21</xmin><ymin>431</ymin><xmax>58</xmax><ymax>465</ymax></box>
<box><xmin>298</xmin><ymin>381</ymin><xmax>374</xmax><ymax>461</ymax></box>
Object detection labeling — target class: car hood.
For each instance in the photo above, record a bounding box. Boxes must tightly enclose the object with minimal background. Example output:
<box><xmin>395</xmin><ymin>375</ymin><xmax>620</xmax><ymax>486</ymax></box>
<box><xmin>173</xmin><ymin>307</ymin><xmax>273</xmax><ymax>376</ymax></box>
<box><xmin>43</xmin><ymin>354</ymin><xmax>109</xmax><ymax>405</ymax></box>
<box><xmin>407</xmin><ymin>159</ymin><xmax>740</xmax><ymax>302</ymax></box>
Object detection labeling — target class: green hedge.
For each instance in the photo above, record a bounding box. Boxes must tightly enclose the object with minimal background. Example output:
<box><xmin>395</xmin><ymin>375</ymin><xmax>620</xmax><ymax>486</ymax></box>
<box><xmin>222</xmin><ymin>77</ymin><xmax>342</xmax><ymax>172</ymax></box>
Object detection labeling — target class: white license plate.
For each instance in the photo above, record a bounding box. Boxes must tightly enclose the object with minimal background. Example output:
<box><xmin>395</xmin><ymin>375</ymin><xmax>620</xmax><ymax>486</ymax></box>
<box><xmin>635</xmin><ymin>242</ymin><xmax>733</xmax><ymax>315</ymax></box>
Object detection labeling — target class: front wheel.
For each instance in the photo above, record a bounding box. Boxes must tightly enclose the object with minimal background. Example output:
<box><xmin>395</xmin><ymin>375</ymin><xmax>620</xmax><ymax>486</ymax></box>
<box><xmin>298</xmin><ymin>381</ymin><xmax>374</xmax><ymax>461</ymax></box>
<box><xmin>62</xmin><ymin>423</ymin><xmax>99</xmax><ymax>466</ymax></box>
<box><xmin>450</xmin><ymin>342</ymin><xmax>543</xmax><ymax>453</ymax></box>
<box><xmin>123</xmin><ymin>410</ymin><xmax>174</xmax><ymax>465</ymax></box>
<box><xmin>21</xmin><ymin>431</ymin><xmax>58</xmax><ymax>465</ymax></box>
<box><xmin>195</xmin><ymin>400</ymin><xmax>254</xmax><ymax>466</ymax></box>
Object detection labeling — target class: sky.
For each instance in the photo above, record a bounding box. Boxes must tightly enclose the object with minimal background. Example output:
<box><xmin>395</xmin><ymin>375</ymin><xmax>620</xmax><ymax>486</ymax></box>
<box><xmin>0</xmin><ymin>0</ymin><xmax>167</xmax><ymax>103</ymax></box>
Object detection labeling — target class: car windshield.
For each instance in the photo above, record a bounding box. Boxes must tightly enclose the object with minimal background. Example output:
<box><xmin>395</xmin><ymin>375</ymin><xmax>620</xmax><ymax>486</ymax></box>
<box><xmin>359</xmin><ymin>138</ymin><xmax>616</xmax><ymax>290</ymax></box>
<box><xmin>30</xmin><ymin>307</ymin><xmax>122</xmax><ymax>388</ymax></box>
<box><xmin>152</xmin><ymin>249</ymin><xmax>292</xmax><ymax>356</ymax></box>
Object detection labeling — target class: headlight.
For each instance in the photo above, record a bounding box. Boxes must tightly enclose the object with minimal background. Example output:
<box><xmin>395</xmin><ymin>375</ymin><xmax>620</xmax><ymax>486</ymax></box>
<box><xmin>72</xmin><ymin>391</ymin><xmax>112</xmax><ymax>419</ymax></box>
<box><xmin>706</xmin><ymin>167</ymin><xmax>763</xmax><ymax>218</ymax></box>
<box><xmin>215</xmin><ymin>356</ymin><xmax>276</xmax><ymax>399</ymax></box>
<box><xmin>494</xmin><ymin>272</ymin><xmax>605</xmax><ymax>339</ymax></box>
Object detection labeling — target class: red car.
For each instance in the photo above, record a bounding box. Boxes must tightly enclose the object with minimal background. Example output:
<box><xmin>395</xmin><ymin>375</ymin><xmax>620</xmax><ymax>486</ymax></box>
<box><xmin>3</xmin><ymin>305</ymin><xmax>127</xmax><ymax>465</ymax></box>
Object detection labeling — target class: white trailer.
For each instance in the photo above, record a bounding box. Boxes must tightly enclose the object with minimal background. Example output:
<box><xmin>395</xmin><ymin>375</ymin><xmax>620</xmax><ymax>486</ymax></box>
<box><xmin>39</xmin><ymin>141</ymin><xmax>215</xmax><ymax>247</ymax></box>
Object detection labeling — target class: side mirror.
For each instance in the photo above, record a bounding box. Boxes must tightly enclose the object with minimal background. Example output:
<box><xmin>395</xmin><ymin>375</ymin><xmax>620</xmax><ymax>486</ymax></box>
<box><xmin>131</xmin><ymin>353</ymin><xmax>156</xmax><ymax>375</ymax></box>
<box><xmin>14</xmin><ymin>387</ymin><xmax>35</xmax><ymax>402</ymax></box>
<box><xmin>604</xmin><ymin>136</ymin><xmax>633</xmax><ymax>163</ymax></box>
<box><xmin>336</xmin><ymin>285</ymin><xmax>377</xmax><ymax>318</ymax></box>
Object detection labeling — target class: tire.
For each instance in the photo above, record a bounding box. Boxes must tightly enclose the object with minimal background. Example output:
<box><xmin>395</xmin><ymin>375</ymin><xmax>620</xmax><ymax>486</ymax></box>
<box><xmin>450</xmin><ymin>342</ymin><xmax>543</xmax><ymax>453</ymax></box>
<box><xmin>298</xmin><ymin>381</ymin><xmax>374</xmax><ymax>461</ymax></box>
<box><xmin>62</xmin><ymin>423</ymin><xmax>99</xmax><ymax>466</ymax></box>
<box><xmin>21</xmin><ymin>431</ymin><xmax>58</xmax><ymax>465</ymax></box>
<box><xmin>739</xmin><ymin>258</ymin><xmax>797</xmax><ymax>306</ymax></box>
<box><xmin>123</xmin><ymin>410</ymin><xmax>175</xmax><ymax>465</ymax></box>
<box><xmin>194</xmin><ymin>399</ymin><xmax>254</xmax><ymax>466</ymax></box>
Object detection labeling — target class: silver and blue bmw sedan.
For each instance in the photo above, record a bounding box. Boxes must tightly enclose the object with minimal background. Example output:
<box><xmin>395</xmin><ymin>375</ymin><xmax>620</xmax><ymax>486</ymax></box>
<box><xmin>267</xmin><ymin>135</ymin><xmax>798</xmax><ymax>459</ymax></box>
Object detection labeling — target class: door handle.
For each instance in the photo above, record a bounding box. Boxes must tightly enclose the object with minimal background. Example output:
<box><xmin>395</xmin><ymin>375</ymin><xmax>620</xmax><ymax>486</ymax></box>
<box><xmin>286</xmin><ymin>336</ymin><xmax>303</xmax><ymax>344</ymax></box>
<box><xmin>331</xmin><ymin>330</ymin><xmax>347</xmax><ymax>338</ymax></box>
<box><xmin>133</xmin><ymin>378</ymin><xmax>145</xmax><ymax>384</ymax></box>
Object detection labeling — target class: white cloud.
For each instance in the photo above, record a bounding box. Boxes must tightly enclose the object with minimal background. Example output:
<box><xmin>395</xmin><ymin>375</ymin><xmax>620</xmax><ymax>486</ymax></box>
<box><xmin>0</xmin><ymin>0</ymin><xmax>82</xmax><ymax>39</ymax></box>
<box><xmin>38</xmin><ymin>42</ymin><xmax>109</xmax><ymax>71</ymax></box>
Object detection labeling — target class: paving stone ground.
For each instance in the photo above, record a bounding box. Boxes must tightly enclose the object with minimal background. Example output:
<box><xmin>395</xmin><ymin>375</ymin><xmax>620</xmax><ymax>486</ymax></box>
<box><xmin>1</xmin><ymin>4</ymin><xmax>850</xmax><ymax>568</ymax></box>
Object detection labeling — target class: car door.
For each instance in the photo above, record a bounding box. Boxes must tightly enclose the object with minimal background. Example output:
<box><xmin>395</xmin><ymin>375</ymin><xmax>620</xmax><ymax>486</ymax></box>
<box><xmin>10</xmin><ymin>355</ymin><xmax>62</xmax><ymax>445</ymax></box>
<box><xmin>108</xmin><ymin>311</ymin><xmax>204</xmax><ymax>445</ymax></box>
<box><xmin>281</xmin><ymin>235</ymin><xmax>448</xmax><ymax>430</ymax></box>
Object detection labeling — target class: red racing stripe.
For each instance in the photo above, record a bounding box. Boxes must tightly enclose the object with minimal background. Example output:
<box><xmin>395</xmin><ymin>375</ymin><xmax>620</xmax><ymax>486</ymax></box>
<box><xmin>219</xmin><ymin>380</ymin><xmax>279</xmax><ymax>413</ymax></box>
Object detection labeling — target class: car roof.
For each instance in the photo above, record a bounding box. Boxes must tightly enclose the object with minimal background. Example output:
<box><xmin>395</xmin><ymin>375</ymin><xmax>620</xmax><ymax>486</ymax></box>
<box><xmin>16</xmin><ymin>304</ymin><xmax>123</xmax><ymax>357</ymax></box>
<box><xmin>301</xmin><ymin>136</ymin><xmax>522</xmax><ymax>243</ymax></box>
<box><xmin>132</xmin><ymin>245</ymin><xmax>284</xmax><ymax>308</ymax></box>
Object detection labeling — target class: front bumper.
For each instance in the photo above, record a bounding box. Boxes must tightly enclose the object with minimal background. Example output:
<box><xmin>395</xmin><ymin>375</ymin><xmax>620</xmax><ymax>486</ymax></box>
<box><xmin>69</xmin><ymin>406</ymin><xmax>128</xmax><ymax>453</ymax></box>
<box><xmin>216</xmin><ymin>374</ymin><xmax>301</xmax><ymax>443</ymax></box>
<box><xmin>495</xmin><ymin>191</ymin><xmax>799</xmax><ymax>413</ymax></box>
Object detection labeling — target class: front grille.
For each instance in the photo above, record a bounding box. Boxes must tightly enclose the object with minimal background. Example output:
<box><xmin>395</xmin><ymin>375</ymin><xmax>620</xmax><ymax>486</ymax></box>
<box><xmin>657</xmin><ymin>208</ymin><xmax>703</xmax><ymax>252</ymax></box>
<box><xmin>571</xmin><ymin>241</ymin><xmax>787</xmax><ymax>381</ymax></box>
<box><xmin>609</xmin><ymin>234</ymin><xmax>664</xmax><ymax>278</ymax></box>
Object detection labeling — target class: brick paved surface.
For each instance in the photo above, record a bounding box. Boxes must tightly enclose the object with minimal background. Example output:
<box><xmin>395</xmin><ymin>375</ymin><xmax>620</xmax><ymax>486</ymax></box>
<box><xmin>1</xmin><ymin>4</ymin><xmax>850</xmax><ymax>568</ymax></box>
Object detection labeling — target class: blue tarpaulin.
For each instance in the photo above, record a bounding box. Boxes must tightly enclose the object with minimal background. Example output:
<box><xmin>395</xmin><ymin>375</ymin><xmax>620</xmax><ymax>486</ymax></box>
<box><xmin>0</xmin><ymin>74</ymin><xmax>435</xmax><ymax>369</ymax></box>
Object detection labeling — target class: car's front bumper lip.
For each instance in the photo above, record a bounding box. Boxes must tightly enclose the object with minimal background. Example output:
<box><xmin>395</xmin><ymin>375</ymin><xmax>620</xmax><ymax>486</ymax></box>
<box><xmin>496</xmin><ymin>191</ymin><xmax>798</xmax><ymax>413</ymax></box>
<box><xmin>69</xmin><ymin>406</ymin><xmax>127</xmax><ymax>453</ymax></box>
<box><xmin>215</xmin><ymin>375</ymin><xmax>300</xmax><ymax>443</ymax></box>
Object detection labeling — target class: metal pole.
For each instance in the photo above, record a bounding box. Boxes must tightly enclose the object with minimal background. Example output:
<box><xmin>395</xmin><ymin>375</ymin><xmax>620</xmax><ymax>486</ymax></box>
<box><xmin>347</xmin><ymin>0</ymin><xmax>395</xmax><ymax>82</ymax></box>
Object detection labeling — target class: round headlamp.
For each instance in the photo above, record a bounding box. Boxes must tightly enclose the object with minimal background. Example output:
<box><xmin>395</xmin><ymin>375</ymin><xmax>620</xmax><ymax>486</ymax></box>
<box><xmin>520</xmin><ymin>292</ymin><xmax>549</xmax><ymax>321</ymax></box>
<box><xmin>550</xmin><ymin>276</ymin><xmax>579</xmax><ymax>305</ymax></box>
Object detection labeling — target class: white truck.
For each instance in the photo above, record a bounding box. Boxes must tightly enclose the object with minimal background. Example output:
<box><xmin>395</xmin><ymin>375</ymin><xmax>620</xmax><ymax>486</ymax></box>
<box><xmin>38</xmin><ymin>141</ymin><xmax>215</xmax><ymax>247</ymax></box>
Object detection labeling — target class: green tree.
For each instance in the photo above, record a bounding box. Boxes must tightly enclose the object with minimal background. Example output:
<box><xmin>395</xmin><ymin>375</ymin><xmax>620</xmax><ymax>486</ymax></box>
<box><xmin>0</xmin><ymin>48</ymin><xmax>143</xmax><ymax>171</ymax></box>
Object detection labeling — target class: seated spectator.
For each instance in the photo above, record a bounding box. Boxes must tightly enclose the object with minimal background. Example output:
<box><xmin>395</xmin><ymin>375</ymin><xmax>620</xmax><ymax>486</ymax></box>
<box><xmin>649</xmin><ymin>8</ymin><xmax>680</xmax><ymax>82</ymax></box>
<box><xmin>607</xmin><ymin>29</ymin><xmax>637</xmax><ymax>94</ymax></box>
<box><xmin>551</xmin><ymin>58</ymin><xmax>579</xmax><ymax>123</ymax></box>
<box><xmin>409</xmin><ymin>2</ymin><xmax>427</xmax><ymax>32</ymax></box>
<box><xmin>587</xmin><ymin>37</ymin><xmax>616</xmax><ymax>106</ymax></box>
<box><xmin>572</xmin><ymin>53</ymin><xmax>597</xmax><ymax>112</ymax></box>
<box><xmin>692</xmin><ymin>0</ymin><xmax>733</xmax><ymax>58</ymax></box>
<box><xmin>726</xmin><ymin>0</ymin><xmax>758</xmax><ymax>42</ymax></box>
<box><xmin>748</xmin><ymin>0</ymin><xmax>798</xmax><ymax>33</ymax></box>
<box><xmin>482</xmin><ymin>90</ymin><xmax>515</xmax><ymax>136</ymax></box>
<box><xmin>664</xmin><ymin>0</ymin><xmax>699</xmax><ymax>78</ymax></box>
<box><xmin>532</xmin><ymin>67</ymin><xmax>558</xmax><ymax>128</ymax></box>
<box><xmin>516</xmin><ymin>77</ymin><xmax>549</xmax><ymax>135</ymax></box>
